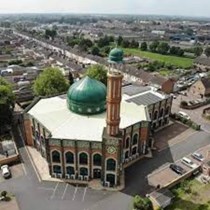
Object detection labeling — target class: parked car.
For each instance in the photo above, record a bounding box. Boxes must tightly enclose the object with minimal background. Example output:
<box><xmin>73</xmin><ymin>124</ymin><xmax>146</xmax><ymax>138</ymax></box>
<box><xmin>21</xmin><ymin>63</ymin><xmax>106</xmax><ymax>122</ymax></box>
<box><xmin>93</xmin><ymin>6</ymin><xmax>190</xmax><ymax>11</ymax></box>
<box><xmin>178</xmin><ymin>111</ymin><xmax>190</xmax><ymax>120</ymax></box>
<box><xmin>181</xmin><ymin>157</ymin><xmax>198</xmax><ymax>169</ymax></box>
<box><xmin>169</xmin><ymin>164</ymin><xmax>186</xmax><ymax>175</ymax></box>
<box><xmin>1</xmin><ymin>165</ymin><xmax>11</xmax><ymax>179</ymax></box>
<box><xmin>191</xmin><ymin>152</ymin><xmax>204</xmax><ymax>162</ymax></box>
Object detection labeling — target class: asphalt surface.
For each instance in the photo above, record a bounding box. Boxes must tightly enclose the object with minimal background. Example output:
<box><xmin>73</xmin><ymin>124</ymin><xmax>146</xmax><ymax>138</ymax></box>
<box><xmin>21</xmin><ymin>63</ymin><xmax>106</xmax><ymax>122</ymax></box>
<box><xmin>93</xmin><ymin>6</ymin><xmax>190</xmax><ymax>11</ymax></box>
<box><xmin>0</xmin><ymin>127</ymin><xmax>210</xmax><ymax>210</ymax></box>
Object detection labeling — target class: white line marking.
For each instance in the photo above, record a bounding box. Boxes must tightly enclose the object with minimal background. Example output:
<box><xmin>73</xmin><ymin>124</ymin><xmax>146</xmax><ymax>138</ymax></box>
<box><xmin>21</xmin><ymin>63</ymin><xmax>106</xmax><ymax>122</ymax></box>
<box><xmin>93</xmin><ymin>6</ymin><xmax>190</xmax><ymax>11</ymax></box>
<box><xmin>61</xmin><ymin>184</ymin><xmax>68</xmax><ymax>200</ymax></box>
<box><xmin>50</xmin><ymin>182</ymin><xmax>59</xmax><ymax>200</ymax></box>
<box><xmin>72</xmin><ymin>185</ymin><xmax>78</xmax><ymax>201</ymax></box>
<box><xmin>82</xmin><ymin>187</ymin><xmax>87</xmax><ymax>202</ymax></box>
<box><xmin>21</xmin><ymin>163</ymin><xmax>27</xmax><ymax>175</ymax></box>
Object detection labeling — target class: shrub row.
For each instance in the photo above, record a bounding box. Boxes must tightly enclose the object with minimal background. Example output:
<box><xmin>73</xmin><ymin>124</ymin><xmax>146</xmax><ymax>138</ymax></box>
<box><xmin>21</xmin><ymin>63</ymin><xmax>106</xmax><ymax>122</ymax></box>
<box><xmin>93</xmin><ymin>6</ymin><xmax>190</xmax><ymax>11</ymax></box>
<box><xmin>170</xmin><ymin>113</ymin><xmax>201</xmax><ymax>131</ymax></box>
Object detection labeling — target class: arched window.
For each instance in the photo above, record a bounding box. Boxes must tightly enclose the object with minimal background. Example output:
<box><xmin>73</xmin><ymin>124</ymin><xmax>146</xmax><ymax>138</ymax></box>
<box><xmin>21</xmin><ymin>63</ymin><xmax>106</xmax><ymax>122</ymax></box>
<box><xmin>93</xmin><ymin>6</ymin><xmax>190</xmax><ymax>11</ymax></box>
<box><xmin>159</xmin><ymin>109</ymin><xmax>164</xmax><ymax>118</ymax></box>
<box><xmin>35</xmin><ymin>130</ymin><xmax>39</xmax><ymax>140</ymax></box>
<box><xmin>66</xmin><ymin>166</ymin><xmax>74</xmax><ymax>175</ymax></box>
<box><xmin>41</xmin><ymin>136</ymin><xmax>45</xmax><ymax>145</ymax></box>
<box><xmin>79</xmin><ymin>152</ymin><xmax>88</xmax><ymax>165</ymax></box>
<box><xmin>93</xmin><ymin>154</ymin><xmax>102</xmax><ymax>166</ymax></box>
<box><xmin>125</xmin><ymin>151</ymin><xmax>129</xmax><ymax>159</ymax></box>
<box><xmin>132</xmin><ymin>147</ymin><xmax>137</xmax><ymax>155</ymax></box>
<box><xmin>154</xmin><ymin>111</ymin><xmax>158</xmax><ymax>120</ymax></box>
<box><xmin>132</xmin><ymin>134</ymin><xmax>138</xmax><ymax>145</ymax></box>
<box><xmin>65</xmin><ymin>152</ymin><xmax>74</xmax><ymax>164</ymax></box>
<box><xmin>53</xmin><ymin>165</ymin><xmax>61</xmax><ymax>174</ymax></box>
<box><xmin>52</xmin><ymin>150</ymin><xmax>61</xmax><ymax>163</ymax></box>
<box><xmin>125</xmin><ymin>137</ymin><xmax>130</xmax><ymax>149</ymax></box>
<box><xmin>165</xmin><ymin>106</ymin><xmax>170</xmax><ymax>115</ymax></box>
<box><xmin>80</xmin><ymin>167</ymin><xmax>88</xmax><ymax>176</ymax></box>
<box><xmin>106</xmin><ymin>158</ymin><xmax>116</xmax><ymax>171</ymax></box>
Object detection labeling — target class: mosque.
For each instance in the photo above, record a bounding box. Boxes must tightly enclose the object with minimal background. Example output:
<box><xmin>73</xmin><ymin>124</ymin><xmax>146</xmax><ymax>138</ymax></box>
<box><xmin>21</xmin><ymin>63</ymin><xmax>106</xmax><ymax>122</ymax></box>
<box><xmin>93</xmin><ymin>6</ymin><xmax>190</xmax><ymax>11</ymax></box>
<box><xmin>23</xmin><ymin>48</ymin><xmax>172</xmax><ymax>187</ymax></box>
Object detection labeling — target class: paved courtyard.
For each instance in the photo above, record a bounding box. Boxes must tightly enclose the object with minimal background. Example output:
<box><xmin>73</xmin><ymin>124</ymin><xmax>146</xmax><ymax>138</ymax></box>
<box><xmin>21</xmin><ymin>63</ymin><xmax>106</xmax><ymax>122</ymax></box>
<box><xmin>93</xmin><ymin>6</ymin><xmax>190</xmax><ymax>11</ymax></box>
<box><xmin>154</xmin><ymin>122</ymin><xmax>196</xmax><ymax>151</ymax></box>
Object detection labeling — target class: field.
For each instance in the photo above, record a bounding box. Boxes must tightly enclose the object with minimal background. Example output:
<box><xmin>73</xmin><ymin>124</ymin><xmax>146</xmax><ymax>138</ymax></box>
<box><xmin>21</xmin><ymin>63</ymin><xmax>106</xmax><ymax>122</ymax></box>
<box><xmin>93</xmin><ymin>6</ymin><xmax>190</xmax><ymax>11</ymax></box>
<box><xmin>166</xmin><ymin>179</ymin><xmax>210</xmax><ymax>210</ymax></box>
<box><xmin>123</xmin><ymin>48</ymin><xmax>194</xmax><ymax>69</ymax></box>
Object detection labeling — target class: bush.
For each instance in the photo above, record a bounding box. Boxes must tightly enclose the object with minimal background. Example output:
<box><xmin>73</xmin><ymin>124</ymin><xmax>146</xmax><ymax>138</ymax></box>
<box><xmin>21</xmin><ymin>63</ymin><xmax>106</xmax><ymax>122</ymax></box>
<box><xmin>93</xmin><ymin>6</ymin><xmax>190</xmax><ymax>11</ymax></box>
<box><xmin>133</xmin><ymin>195</ymin><xmax>153</xmax><ymax>210</ymax></box>
<box><xmin>180</xmin><ymin>101</ymin><xmax>188</xmax><ymax>107</ymax></box>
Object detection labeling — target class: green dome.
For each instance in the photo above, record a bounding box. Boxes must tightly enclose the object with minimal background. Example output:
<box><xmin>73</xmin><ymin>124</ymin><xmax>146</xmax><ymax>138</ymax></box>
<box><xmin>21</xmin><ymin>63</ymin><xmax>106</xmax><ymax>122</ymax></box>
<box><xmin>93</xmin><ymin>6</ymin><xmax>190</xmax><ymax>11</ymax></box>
<box><xmin>108</xmin><ymin>48</ymin><xmax>124</xmax><ymax>64</ymax></box>
<box><xmin>67</xmin><ymin>76</ymin><xmax>107</xmax><ymax>115</ymax></box>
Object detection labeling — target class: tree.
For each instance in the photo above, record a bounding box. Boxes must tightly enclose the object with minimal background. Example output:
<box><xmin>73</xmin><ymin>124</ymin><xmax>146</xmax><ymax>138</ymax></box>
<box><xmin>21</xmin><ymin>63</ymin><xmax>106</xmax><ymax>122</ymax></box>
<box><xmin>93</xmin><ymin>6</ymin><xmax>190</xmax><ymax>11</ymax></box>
<box><xmin>149</xmin><ymin>41</ymin><xmax>159</xmax><ymax>52</ymax></box>
<box><xmin>1</xmin><ymin>191</ymin><xmax>7</xmax><ymax>198</ymax></box>
<box><xmin>68</xmin><ymin>71</ymin><xmax>74</xmax><ymax>86</ymax></box>
<box><xmin>121</xmin><ymin>40</ymin><xmax>130</xmax><ymax>48</ymax></box>
<box><xmin>157</xmin><ymin>42</ymin><xmax>170</xmax><ymax>55</ymax></box>
<box><xmin>117</xmin><ymin>36</ymin><xmax>123</xmax><ymax>46</ymax></box>
<box><xmin>0</xmin><ymin>78</ymin><xmax>15</xmax><ymax>134</ymax></box>
<box><xmin>194</xmin><ymin>46</ymin><xmax>203</xmax><ymax>57</ymax></box>
<box><xmin>130</xmin><ymin>39</ymin><xmax>139</xmax><ymax>48</ymax></box>
<box><xmin>140</xmin><ymin>42</ymin><xmax>147</xmax><ymax>51</ymax></box>
<box><xmin>33</xmin><ymin>67</ymin><xmax>69</xmax><ymax>96</ymax></box>
<box><xmin>133</xmin><ymin>195</ymin><xmax>153</xmax><ymax>210</ymax></box>
<box><xmin>85</xmin><ymin>64</ymin><xmax>107</xmax><ymax>85</ymax></box>
<box><xmin>205</xmin><ymin>47</ymin><xmax>210</xmax><ymax>57</ymax></box>
<box><xmin>91</xmin><ymin>46</ymin><xmax>100</xmax><ymax>56</ymax></box>
<box><xmin>97</xmin><ymin>35</ymin><xmax>110</xmax><ymax>48</ymax></box>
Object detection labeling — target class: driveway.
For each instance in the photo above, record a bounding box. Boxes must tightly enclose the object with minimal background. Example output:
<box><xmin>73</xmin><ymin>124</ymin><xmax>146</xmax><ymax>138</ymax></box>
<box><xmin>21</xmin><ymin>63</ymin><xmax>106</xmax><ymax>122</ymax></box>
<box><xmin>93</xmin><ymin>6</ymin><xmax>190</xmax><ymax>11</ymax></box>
<box><xmin>172</xmin><ymin>94</ymin><xmax>210</xmax><ymax>133</ymax></box>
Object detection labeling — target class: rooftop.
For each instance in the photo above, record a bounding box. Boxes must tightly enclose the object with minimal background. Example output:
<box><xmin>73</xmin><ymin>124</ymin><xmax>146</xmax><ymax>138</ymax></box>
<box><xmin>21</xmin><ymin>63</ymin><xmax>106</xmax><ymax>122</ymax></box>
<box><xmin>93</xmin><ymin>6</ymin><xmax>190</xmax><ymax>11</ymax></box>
<box><xmin>28</xmin><ymin>94</ymin><xmax>148</xmax><ymax>141</ymax></box>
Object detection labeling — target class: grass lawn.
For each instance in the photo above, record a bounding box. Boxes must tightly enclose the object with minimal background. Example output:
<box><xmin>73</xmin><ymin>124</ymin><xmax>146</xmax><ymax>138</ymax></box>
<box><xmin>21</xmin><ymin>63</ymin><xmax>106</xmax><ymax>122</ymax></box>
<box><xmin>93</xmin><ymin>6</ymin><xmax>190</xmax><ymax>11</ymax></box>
<box><xmin>166</xmin><ymin>179</ymin><xmax>210</xmax><ymax>210</ymax></box>
<box><xmin>123</xmin><ymin>48</ymin><xmax>194</xmax><ymax>69</ymax></box>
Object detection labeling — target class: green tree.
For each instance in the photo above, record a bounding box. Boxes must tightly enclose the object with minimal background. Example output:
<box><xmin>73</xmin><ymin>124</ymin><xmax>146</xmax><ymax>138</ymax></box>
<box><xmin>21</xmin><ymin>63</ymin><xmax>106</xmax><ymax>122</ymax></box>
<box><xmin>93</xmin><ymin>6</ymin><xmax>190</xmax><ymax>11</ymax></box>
<box><xmin>0</xmin><ymin>78</ymin><xmax>15</xmax><ymax>134</ymax></box>
<box><xmin>205</xmin><ymin>47</ymin><xmax>210</xmax><ymax>57</ymax></box>
<box><xmin>194</xmin><ymin>46</ymin><xmax>203</xmax><ymax>57</ymax></box>
<box><xmin>91</xmin><ymin>46</ymin><xmax>100</xmax><ymax>56</ymax></box>
<box><xmin>85</xmin><ymin>64</ymin><xmax>107</xmax><ymax>85</ymax></box>
<box><xmin>121</xmin><ymin>40</ymin><xmax>130</xmax><ymax>48</ymax></box>
<box><xmin>117</xmin><ymin>35</ymin><xmax>123</xmax><ymax>46</ymax></box>
<box><xmin>1</xmin><ymin>191</ymin><xmax>7</xmax><ymax>198</ymax></box>
<box><xmin>33</xmin><ymin>67</ymin><xmax>69</xmax><ymax>96</ymax></box>
<box><xmin>130</xmin><ymin>39</ymin><xmax>139</xmax><ymax>48</ymax></box>
<box><xmin>149</xmin><ymin>41</ymin><xmax>159</xmax><ymax>52</ymax></box>
<box><xmin>157</xmin><ymin>42</ymin><xmax>170</xmax><ymax>54</ymax></box>
<box><xmin>140</xmin><ymin>42</ymin><xmax>148</xmax><ymax>51</ymax></box>
<box><xmin>133</xmin><ymin>195</ymin><xmax>153</xmax><ymax>210</ymax></box>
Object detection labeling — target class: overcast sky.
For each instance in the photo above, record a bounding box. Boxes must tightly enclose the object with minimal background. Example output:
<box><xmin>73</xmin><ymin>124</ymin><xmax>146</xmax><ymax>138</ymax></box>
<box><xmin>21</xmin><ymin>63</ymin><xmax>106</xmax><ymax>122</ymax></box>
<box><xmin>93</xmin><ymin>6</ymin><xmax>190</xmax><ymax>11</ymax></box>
<box><xmin>0</xmin><ymin>0</ymin><xmax>208</xmax><ymax>17</ymax></box>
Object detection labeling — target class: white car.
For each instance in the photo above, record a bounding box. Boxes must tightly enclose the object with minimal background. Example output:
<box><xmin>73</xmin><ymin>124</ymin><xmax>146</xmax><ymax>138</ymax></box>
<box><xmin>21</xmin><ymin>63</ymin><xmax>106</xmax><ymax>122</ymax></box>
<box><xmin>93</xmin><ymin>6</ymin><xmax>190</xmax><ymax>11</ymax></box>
<box><xmin>1</xmin><ymin>165</ymin><xmax>11</xmax><ymax>178</ymax></box>
<box><xmin>181</xmin><ymin>157</ymin><xmax>198</xmax><ymax>169</ymax></box>
<box><xmin>191</xmin><ymin>152</ymin><xmax>204</xmax><ymax>162</ymax></box>
<box><xmin>178</xmin><ymin>111</ymin><xmax>190</xmax><ymax>120</ymax></box>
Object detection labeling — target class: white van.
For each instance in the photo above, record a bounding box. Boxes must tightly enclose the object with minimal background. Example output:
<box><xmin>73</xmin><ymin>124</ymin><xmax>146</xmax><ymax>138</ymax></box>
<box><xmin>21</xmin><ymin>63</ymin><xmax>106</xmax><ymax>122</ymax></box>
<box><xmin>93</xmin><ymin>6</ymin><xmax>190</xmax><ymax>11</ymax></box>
<box><xmin>178</xmin><ymin>111</ymin><xmax>190</xmax><ymax>120</ymax></box>
<box><xmin>1</xmin><ymin>165</ymin><xmax>11</xmax><ymax>178</ymax></box>
<box><xmin>181</xmin><ymin>157</ymin><xmax>198</xmax><ymax>169</ymax></box>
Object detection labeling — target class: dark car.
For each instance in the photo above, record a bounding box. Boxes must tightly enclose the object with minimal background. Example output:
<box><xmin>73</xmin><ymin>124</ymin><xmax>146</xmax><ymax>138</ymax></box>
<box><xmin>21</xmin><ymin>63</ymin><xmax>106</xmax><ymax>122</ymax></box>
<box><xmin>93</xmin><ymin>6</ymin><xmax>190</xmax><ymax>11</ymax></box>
<box><xmin>169</xmin><ymin>164</ymin><xmax>186</xmax><ymax>175</ymax></box>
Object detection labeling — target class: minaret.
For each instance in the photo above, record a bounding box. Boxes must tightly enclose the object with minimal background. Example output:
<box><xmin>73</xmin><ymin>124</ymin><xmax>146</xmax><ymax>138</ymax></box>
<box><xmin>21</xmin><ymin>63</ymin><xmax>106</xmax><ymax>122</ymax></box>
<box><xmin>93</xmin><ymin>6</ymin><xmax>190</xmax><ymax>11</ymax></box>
<box><xmin>106</xmin><ymin>48</ymin><xmax>124</xmax><ymax>136</ymax></box>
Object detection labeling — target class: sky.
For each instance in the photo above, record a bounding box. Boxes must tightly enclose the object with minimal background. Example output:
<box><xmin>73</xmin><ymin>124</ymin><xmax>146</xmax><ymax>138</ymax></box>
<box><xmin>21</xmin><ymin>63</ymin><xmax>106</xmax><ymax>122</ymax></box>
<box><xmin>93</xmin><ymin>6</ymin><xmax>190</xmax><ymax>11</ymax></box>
<box><xmin>0</xmin><ymin>0</ymin><xmax>208</xmax><ymax>17</ymax></box>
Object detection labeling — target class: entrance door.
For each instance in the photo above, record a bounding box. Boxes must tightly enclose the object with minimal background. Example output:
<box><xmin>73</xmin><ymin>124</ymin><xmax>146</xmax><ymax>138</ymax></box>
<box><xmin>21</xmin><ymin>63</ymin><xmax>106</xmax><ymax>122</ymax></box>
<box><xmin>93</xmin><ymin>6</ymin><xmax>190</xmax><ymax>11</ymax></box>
<box><xmin>93</xmin><ymin>168</ymin><xmax>101</xmax><ymax>179</ymax></box>
<box><xmin>106</xmin><ymin>174</ymin><xmax>115</xmax><ymax>187</ymax></box>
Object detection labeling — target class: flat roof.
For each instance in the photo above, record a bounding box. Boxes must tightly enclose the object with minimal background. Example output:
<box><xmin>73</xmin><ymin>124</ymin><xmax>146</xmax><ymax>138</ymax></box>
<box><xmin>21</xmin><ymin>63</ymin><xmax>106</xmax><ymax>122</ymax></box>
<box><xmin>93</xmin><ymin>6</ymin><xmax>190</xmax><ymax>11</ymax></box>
<box><xmin>28</xmin><ymin>95</ymin><xmax>148</xmax><ymax>141</ymax></box>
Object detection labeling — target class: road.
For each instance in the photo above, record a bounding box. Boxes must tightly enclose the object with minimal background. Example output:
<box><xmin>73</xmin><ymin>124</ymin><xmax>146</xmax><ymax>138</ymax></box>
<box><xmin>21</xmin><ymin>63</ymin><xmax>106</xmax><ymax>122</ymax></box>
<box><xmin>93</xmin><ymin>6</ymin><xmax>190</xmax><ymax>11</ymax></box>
<box><xmin>0</xmin><ymin>127</ymin><xmax>210</xmax><ymax>210</ymax></box>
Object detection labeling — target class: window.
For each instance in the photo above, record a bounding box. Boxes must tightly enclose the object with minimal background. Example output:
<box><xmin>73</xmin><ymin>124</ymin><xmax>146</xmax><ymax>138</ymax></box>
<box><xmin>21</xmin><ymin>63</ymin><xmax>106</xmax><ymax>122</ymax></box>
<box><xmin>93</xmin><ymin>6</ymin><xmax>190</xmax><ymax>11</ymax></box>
<box><xmin>80</xmin><ymin>167</ymin><xmax>88</xmax><ymax>176</ymax></box>
<box><xmin>93</xmin><ymin>154</ymin><xmax>102</xmax><ymax>166</ymax></box>
<box><xmin>165</xmin><ymin>106</ymin><xmax>170</xmax><ymax>115</ymax></box>
<box><xmin>65</xmin><ymin>152</ymin><xmax>74</xmax><ymax>164</ymax></box>
<box><xmin>159</xmin><ymin>109</ymin><xmax>164</xmax><ymax>118</ymax></box>
<box><xmin>125</xmin><ymin>151</ymin><xmax>129</xmax><ymax>159</ymax></box>
<box><xmin>66</xmin><ymin>166</ymin><xmax>74</xmax><ymax>175</ymax></box>
<box><xmin>132</xmin><ymin>147</ymin><xmax>137</xmax><ymax>155</ymax></box>
<box><xmin>154</xmin><ymin>111</ymin><xmax>158</xmax><ymax>120</ymax></box>
<box><xmin>53</xmin><ymin>165</ymin><xmax>61</xmax><ymax>174</ymax></box>
<box><xmin>35</xmin><ymin>130</ymin><xmax>39</xmax><ymax>140</ymax></box>
<box><xmin>79</xmin><ymin>152</ymin><xmax>88</xmax><ymax>165</ymax></box>
<box><xmin>132</xmin><ymin>134</ymin><xmax>138</xmax><ymax>145</ymax></box>
<box><xmin>125</xmin><ymin>137</ymin><xmax>130</xmax><ymax>149</ymax></box>
<box><xmin>52</xmin><ymin>150</ymin><xmax>61</xmax><ymax>163</ymax></box>
<box><xmin>41</xmin><ymin>136</ymin><xmax>45</xmax><ymax>145</ymax></box>
<box><xmin>106</xmin><ymin>158</ymin><xmax>116</xmax><ymax>171</ymax></box>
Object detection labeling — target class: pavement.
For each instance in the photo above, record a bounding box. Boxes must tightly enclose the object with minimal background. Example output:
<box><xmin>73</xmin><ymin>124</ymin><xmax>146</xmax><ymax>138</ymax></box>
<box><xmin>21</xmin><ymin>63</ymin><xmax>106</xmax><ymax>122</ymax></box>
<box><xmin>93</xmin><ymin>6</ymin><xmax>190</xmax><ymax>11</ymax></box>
<box><xmin>0</xmin><ymin>198</ymin><xmax>20</xmax><ymax>210</ymax></box>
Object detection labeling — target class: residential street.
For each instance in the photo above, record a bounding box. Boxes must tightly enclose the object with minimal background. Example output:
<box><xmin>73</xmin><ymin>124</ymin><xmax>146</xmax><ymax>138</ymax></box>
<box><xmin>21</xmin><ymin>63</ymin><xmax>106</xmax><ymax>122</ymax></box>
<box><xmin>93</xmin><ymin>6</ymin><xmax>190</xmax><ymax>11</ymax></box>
<box><xmin>0</xmin><ymin>127</ymin><xmax>210</xmax><ymax>210</ymax></box>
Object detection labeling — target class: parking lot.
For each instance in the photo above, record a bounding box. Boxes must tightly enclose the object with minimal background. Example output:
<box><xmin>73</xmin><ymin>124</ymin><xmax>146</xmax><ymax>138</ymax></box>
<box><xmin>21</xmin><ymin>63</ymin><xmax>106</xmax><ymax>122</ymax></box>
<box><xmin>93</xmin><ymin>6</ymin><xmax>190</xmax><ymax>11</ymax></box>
<box><xmin>172</xmin><ymin>94</ymin><xmax>210</xmax><ymax>133</ymax></box>
<box><xmin>147</xmin><ymin>145</ymin><xmax>210</xmax><ymax>188</ymax></box>
<box><xmin>0</xmin><ymin>163</ymin><xmax>25</xmax><ymax>182</ymax></box>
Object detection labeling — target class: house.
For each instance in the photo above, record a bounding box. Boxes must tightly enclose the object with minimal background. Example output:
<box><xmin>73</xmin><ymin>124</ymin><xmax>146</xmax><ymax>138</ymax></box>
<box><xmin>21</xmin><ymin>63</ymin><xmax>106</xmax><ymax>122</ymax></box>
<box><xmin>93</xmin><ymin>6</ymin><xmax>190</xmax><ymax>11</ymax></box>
<box><xmin>194</xmin><ymin>56</ymin><xmax>210</xmax><ymax>71</ymax></box>
<box><xmin>189</xmin><ymin>78</ymin><xmax>210</xmax><ymax>97</ymax></box>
